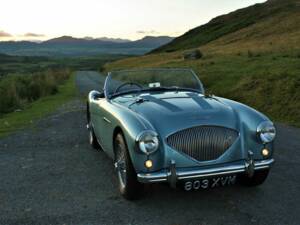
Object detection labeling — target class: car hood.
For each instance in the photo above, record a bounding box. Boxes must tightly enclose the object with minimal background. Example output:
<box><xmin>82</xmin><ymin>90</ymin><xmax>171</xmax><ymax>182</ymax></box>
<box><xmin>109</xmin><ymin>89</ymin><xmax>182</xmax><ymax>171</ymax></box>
<box><xmin>114</xmin><ymin>92</ymin><xmax>240</xmax><ymax>137</ymax></box>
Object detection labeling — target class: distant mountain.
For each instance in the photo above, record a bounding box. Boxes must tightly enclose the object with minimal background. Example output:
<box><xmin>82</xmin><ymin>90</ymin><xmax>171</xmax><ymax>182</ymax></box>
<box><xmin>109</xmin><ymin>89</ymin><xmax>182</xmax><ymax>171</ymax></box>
<box><xmin>83</xmin><ymin>36</ymin><xmax>130</xmax><ymax>43</ymax></box>
<box><xmin>44</xmin><ymin>35</ymin><xmax>173</xmax><ymax>46</ymax></box>
<box><xmin>44</xmin><ymin>36</ymin><xmax>85</xmax><ymax>44</ymax></box>
<box><xmin>151</xmin><ymin>0</ymin><xmax>300</xmax><ymax>53</ymax></box>
<box><xmin>131</xmin><ymin>36</ymin><xmax>174</xmax><ymax>47</ymax></box>
<box><xmin>96</xmin><ymin>37</ymin><xmax>130</xmax><ymax>43</ymax></box>
<box><xmin>44</xmin><ymin>36</ymin><xmax>131</xmax><ymax>44</ymax></box>
<box><xmin>0</xmin><ymin>35</ymin><xmax>174</xmax><ymax>56</ymax></box>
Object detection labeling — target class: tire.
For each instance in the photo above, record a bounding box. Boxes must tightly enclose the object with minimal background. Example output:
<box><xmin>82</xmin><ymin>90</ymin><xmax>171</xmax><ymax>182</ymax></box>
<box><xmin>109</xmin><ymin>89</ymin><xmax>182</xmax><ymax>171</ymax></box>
<box><xmin>114</xmin><ymin>133</ymin><xmax>143</xmax><ymax>200</ymax></box>
<box><xmin>238</xmin><ymin>169</ymin><xmax>269</xmax><ymax>186</ymax></box>
<box><xmin>88</xmin><ymin>122</ymin><xmax>101</xmax><ymax>150</ymax></box>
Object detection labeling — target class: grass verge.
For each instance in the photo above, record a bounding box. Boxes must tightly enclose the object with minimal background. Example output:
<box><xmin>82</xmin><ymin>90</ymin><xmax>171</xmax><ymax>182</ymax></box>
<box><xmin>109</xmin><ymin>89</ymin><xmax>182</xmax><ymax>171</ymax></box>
<box><xmin>0</xmin><ymin>73</ymin><xmax>77</xmax><ymax>138</ymax></box>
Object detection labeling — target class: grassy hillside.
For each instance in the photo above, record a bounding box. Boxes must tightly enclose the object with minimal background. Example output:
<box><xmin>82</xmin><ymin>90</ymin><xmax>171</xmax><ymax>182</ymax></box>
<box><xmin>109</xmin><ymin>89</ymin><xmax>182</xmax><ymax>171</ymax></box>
<box><xmin>152</xmin><ymin>0</ymin><xmax>300</xmax><ymax>53</ymax></box>
<box><xmin>104</xmin><ymin>0</ymin><xmax>300</xmax><ymax>127</ymax></box>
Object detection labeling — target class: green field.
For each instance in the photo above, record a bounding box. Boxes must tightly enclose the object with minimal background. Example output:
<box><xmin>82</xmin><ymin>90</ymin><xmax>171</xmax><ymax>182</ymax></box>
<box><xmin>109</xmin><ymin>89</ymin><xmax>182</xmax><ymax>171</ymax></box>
<box><xmin>0</xmin><ymin>54</ymin><xmax>127</xmax><ymax>76</ymax></box>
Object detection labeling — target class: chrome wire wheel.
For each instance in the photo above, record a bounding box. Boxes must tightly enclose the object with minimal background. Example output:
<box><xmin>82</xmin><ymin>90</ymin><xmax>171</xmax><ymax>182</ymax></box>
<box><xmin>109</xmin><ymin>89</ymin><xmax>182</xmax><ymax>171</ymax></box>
<box><xmin>114</xmin><ymin>133</ymin><xmax>143</xmax><ymax>200</ymax></box>
<box><xmin>116</xmin><ymin>142</ymin><xmax>127</xmax><ymax>189</ymax></box>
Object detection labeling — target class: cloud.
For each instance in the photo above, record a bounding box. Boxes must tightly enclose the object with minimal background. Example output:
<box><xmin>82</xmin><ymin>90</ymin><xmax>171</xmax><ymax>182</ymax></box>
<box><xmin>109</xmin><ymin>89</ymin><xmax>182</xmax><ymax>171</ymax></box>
<box><xmin>136</xmin><ymin>30</ymin><xmax>159</xmax><ymax>35</ymax></box>
<box><xmin>0</xmin><ymin>30</ymin><xmax>12</xmax><ymax>37</ymax></box>
<box><xmin>23</xmin><ymin>32</ymin><xmax>45</xmax><ymax>37</ymax></box>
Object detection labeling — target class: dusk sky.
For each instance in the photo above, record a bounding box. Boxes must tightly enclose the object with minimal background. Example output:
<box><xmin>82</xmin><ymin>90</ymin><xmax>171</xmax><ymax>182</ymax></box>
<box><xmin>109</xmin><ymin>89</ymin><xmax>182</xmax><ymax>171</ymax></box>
<box><xmin>0</xmin><ymin>0</ymin><xmax>266</xmax><ymax>41</ymax></box>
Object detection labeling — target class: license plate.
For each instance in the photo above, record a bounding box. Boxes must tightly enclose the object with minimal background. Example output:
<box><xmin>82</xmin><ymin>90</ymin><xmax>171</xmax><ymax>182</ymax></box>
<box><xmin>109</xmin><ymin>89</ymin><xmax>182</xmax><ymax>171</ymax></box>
<box><xmin>183</xmin><ymin>175</ymin><xmax>237</xmax><ymax>191</ymax></box>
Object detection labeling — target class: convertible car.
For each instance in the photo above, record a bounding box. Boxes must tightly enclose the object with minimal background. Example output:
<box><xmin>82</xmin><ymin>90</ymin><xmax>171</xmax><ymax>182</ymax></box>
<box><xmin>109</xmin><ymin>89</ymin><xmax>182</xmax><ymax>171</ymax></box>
<box><xmin>87</xmin><ymin>68</ymin><xmax>275</xmax><ymax>200</ymax></box>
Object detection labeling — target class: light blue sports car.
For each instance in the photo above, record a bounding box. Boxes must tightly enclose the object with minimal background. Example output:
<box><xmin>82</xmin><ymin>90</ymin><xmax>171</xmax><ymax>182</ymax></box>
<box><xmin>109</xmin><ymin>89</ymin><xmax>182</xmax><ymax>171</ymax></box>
<box><xmin>87</xmin><ymin>68</ymin><xmax>275</xmax><ymax>200</ymax></box>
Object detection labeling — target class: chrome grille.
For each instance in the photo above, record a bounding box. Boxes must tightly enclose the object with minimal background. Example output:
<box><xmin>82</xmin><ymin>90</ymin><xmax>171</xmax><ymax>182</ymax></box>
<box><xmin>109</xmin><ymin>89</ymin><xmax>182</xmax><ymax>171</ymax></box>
<box><xmin>166</xmin><ymin>126</ymin><xmax>238</xmax><ymax>161</ymax></box>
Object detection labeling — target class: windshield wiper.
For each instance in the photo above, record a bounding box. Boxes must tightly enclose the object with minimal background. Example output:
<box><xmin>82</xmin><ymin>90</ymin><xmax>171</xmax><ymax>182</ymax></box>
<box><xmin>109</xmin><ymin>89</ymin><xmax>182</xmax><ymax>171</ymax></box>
<box><xmin>128</xmin><ymin>97</ymin><xmax>149</xmax><ymax>108</ymax></box>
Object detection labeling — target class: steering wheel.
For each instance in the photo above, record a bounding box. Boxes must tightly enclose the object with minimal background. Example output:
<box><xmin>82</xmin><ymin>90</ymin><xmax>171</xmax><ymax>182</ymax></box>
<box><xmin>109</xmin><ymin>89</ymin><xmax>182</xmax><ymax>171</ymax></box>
<box><xmin>114</xmin><ymin>82</ymin><xmax>143</xmax><ymax>94</ymax></box>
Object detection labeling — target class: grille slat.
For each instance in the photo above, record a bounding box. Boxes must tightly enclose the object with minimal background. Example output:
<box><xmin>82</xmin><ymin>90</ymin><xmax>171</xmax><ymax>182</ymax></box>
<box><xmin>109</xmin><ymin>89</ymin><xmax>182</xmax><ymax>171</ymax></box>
<box><xmin>166</xmin><ymin>126</ymin><xmax>238</xmax><ymax>161</ymax></box>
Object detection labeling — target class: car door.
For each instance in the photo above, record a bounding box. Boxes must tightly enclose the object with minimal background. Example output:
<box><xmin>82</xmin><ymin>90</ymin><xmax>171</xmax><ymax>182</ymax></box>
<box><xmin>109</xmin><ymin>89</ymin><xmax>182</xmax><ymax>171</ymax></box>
<box><xmin>97</xmin><ymin>100</ymin><xmax>115</xmax><ymax>158</ymax></box>
<box><xmin>90</xmin><ymin>98</ymin><xmax>106</xmax><ymax>147</ymax></box>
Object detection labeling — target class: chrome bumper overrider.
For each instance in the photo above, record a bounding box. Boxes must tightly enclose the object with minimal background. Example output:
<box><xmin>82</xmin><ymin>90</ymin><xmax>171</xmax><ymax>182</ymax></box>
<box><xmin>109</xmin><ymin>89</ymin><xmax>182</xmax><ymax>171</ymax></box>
<box><xmin>137</xmin><ymin>159</ymin><xmax>274</xmax><ymax>186</ymax></box>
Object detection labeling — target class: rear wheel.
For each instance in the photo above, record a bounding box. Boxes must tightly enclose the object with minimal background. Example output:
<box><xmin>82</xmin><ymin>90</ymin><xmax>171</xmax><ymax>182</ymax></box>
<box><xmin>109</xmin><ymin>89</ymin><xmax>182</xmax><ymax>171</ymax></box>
<box><xmin>238</xmin><ymin>169</ymin><xmax>269</xmax><ymax>186</ymax></box>
<box><xmin>114</xmin><ymin>133</ymin><xmax>143</xmax><ymax>200</ymax></box>
<box><xmin>88</xmin><ymin>122</ymin><xmax>101</xmax><ymax>150</ymax></box>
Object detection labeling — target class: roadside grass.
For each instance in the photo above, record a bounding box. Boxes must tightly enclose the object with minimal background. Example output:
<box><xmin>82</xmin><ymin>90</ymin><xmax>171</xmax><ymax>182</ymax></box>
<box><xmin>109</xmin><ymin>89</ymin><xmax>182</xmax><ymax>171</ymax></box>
<box><xmin>0</xmin><ymin>53</ymin><xmax>127</xmax><ymax>138</ymax></box>
<box><xmin>0</xmin><ymin>73</ymin><xmax>77</xmax><ymax>137</ymax></box>
<box><xmin>0</xmin><ymin>69</ymin><xmax>72</xmax><ymax>114</ymax></box>
<box><xmin>104</xmin><ymin>51</ymin><xmax>300</xmax><ymax>127</ymax></box>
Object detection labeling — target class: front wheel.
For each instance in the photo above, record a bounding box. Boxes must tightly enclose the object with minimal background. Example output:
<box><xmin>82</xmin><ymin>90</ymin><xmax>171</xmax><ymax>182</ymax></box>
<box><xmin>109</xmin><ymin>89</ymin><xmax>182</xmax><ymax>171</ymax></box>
<box><xmin>238</xmin><ymin>169</ymin><xmax>270</xmax><ymax>186</ymax></box>
<box><xmin>114</xmin><ymin>133</ymin><xmax>143</xmax><ymax>200</ymax></box>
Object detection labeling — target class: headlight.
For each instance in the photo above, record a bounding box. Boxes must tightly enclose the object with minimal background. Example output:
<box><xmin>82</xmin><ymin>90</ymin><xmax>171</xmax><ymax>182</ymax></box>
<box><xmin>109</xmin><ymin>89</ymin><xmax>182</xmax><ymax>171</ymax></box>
<box><xmin>137</xmin><ymin>130</ymin><xmax>159</xmax><ymax>155</ymax></box>
<box><xmin>257</xmin><ymin>121</ymin><xmax>276</xmax><ymax>143</ymax></box>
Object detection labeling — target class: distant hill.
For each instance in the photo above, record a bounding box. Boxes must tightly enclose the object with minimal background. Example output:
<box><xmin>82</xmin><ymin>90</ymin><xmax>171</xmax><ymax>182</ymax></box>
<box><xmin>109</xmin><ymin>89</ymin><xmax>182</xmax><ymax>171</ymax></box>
<box><xmin>46</xmin><ymin>36</ymin><xmax>131</xmax><ymax>44</ymax></box>
<box><xmin>44</xmin><ymin>36</ymin><xmax>87</xmax><ymax>44</ymax></box>
<box><xmin>131</xmin><ymin>36</ymin><xmax>174</xmax><ymax>47</ymax></box>
<box><xmin>96</xmin><ymin>37</ymin><xmax>130</xmax><ymax>43</ymax></box>
<box><xmin>152</xmin><ymin>0</ymin><xmax>300</xmax><ymax>53</ymax></box>
<box><xmin>0</xmin><ymin>36</ymin><xmax>174</xmax><ymax>56</ymax></box>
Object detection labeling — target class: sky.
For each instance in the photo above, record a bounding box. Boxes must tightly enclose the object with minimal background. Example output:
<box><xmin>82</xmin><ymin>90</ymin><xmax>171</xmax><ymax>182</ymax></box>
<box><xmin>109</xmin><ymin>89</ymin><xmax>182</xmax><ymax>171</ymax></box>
<box><xmin>0</xmin><ymin>0</ymin><xmax>266</xmax><ymax>41</ymax></box>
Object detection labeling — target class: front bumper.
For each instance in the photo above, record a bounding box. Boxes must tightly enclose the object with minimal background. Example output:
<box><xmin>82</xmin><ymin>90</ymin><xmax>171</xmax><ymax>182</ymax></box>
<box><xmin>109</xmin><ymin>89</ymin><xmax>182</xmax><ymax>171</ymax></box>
<box><xmin>137</xmin><ymin>158</ymin><xmax>274</xmax><ymax>186</ymax></box>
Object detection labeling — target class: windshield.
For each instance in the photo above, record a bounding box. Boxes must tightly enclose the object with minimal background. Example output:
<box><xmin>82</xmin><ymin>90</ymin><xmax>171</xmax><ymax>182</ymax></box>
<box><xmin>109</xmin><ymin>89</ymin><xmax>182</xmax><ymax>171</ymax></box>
<box><xmin>104</xmin><ymin>68</ymin><xmax>204</xmax><ymax>99</ymax></box>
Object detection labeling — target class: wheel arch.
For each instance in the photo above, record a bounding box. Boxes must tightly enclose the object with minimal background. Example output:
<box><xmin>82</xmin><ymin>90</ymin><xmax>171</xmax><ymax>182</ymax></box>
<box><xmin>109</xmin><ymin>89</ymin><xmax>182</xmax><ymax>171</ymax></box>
<box><xmin>112</xmin><ymin>125</ymin><xmax>144</xmax><ymax>173</ymax></box>
<box><xmin>86</xmin><ymin>101</ymin><xmax>90</xmax><ymax>123</ymax></box>
<box><xmin>112</xmin><ymin>126</ymin><xmax>125</xmax><ymax>159</ymax></box>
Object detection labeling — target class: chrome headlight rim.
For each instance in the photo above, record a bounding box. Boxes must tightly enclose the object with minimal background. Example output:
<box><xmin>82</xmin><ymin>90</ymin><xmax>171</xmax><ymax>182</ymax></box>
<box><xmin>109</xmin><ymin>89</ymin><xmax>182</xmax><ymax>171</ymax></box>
<box><xmin>136</xmin><ymin>130</ymin><xmax>159</xmax><ymax>155</ymax></box>
<box><xmin>257</xmin><ymin>121</ymin><xmax>276</xmax><ymax>144</ymax></box>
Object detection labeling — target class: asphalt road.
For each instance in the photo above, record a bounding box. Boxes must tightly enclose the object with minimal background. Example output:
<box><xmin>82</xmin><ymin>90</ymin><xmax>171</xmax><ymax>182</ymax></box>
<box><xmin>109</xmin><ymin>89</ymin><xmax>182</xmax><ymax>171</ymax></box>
<box><xmin>0</xmin><ymin>71</ymin><xmax>299</xmax><ymax>225</ymax></box>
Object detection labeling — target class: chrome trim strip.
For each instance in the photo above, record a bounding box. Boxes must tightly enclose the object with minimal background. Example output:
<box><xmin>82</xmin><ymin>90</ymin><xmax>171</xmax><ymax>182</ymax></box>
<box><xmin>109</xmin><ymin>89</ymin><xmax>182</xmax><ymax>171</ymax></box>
<box><xmin>103</xmin><ymin>117</ymin><xmax>111</xmax><ymax>124</ymax></box>
<box><xmin>137</xmin><ymin>159</ymin><xmax>274</xmax><ymax>184</ymax></box>
<box><xmin>254</xmin><ymin>158</ymin><xmax>275</xmax><ymax>169</ymax></box>
<box><xmin>177</xmin><ymin>165</ymin><xmax>245</xmax><ymax>180</ymax></box>
<box><xmin>137</xmin><ymin>173</ymin><xmax>168</xmax><ymax>183</ymax></box>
